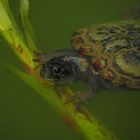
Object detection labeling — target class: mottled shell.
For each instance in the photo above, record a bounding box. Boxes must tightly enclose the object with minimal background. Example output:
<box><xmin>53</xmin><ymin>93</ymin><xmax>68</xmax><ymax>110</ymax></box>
<box><xmin>71</xmin><ymin>20</ymin><xmax>140</xmax><ymax>88</ymax></box>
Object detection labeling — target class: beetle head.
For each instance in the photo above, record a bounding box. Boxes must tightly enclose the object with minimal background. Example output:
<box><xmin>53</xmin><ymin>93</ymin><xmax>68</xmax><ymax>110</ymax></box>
<box><xmin>40</xmin><ymin>55</ymin><xmax>78</xmax><ymax>83</ymax></box>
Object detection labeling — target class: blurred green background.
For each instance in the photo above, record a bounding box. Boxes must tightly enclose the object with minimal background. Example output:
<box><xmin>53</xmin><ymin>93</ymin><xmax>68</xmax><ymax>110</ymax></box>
<box><xmin>0</xmin><ymin>0</ymin><xmax>140</xmax><ymax>140</ymax></box>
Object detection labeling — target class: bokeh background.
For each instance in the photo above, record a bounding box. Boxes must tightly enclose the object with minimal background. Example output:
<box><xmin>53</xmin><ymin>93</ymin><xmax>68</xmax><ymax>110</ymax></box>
<box><xmin>0</xmin><ymin>0</ymin><xmax>140</xmax><ymax>140</ymax></box>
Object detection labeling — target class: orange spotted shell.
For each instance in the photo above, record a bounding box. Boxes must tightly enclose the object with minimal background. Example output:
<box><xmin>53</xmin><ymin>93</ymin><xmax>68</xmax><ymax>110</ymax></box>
<box><xmin>71</xmin><ymin>20</ymin><xmax>140</xmax><ymax>89</ymax></box>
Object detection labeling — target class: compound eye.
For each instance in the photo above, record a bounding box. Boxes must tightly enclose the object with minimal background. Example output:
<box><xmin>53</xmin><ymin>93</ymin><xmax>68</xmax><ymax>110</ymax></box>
<box><xmin>51</xmin><ymin>67</ymin><xmax>62</xmax><ymax>80</ymax></box>
<box><xmin>51</xmin><ymin>65</ymin><xmax>72</xmax><ymax>81</ymax></box>
<box><xmin>53</xmin><ymin>67</ymin><xmax>62</xmax><ymax>73</ymax></box>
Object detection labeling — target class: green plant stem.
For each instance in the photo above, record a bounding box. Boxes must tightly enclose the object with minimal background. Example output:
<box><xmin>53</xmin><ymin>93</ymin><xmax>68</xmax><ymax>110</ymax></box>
<box><xmin>2</xmin><ymin>29</ymin><xmax>33</xmax><ymax>69</ymax></box>
<box><xmin>0</xmin><ymin>61</ymin><xmax>118</xmax><ymax>140</ymax></box>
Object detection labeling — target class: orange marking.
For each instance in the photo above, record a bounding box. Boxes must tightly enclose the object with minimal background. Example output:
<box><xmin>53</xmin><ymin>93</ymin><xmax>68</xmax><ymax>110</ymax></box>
<box><xmin>92</xmin><ymin>59</ymin><xmax>105</xmax><ymax>71</ymax></box>
<box><xmin>16</xmin><ymin>45</ymin><xmax>23</xmax><ymax>54</ymax></box>
<box><xmin>61</xmin><ymin>112</ymin><xmax>77</xmax><ymax>130</ymax></box>
<box><xmin>74</xmin><ymin>37</ymin><xmax>83</xmax><ymax>46</ymax></box>
<box><xmin>78</xmin><ymin>47</ymin><xmax>91</xmax><ymax>56</ymax></box>
<box><xmin>104</xmin><ymin>70</ymin><xmax>115</xmax><ymax>81</ymax></box>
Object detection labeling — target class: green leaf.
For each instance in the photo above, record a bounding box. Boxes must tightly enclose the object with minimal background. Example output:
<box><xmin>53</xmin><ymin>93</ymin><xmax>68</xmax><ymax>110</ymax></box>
<box><xmin>0</xmin><ymin>0</ymin><xmax>11</xmax><ymax>16</ymax></box>
<box><xmin>0</xmin><ymin>61</ymin><xmax>118</xmax><ymax>140</ymax></box>
<box><xmin>20</xmin><ymin>0</ymin><xmax>37</xmax><ymax>56</ymax></box>
<box><xmin>2</xmin><ymin>30</ymin><xmax>33</xmax><ymax>69</ymax></box>
<box><xmin>0</xmin><ymin>0</ymin><xmax>33</xmax><ymax>69</ymax></box>
<box><xmin>0</xmin><ymin>1</ymin><xmax>12</xmax><ymax>31</ymax></box>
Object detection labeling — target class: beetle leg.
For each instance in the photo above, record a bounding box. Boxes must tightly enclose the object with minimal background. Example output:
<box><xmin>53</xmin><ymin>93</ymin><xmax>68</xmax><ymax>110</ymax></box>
<box><xmin>33</xmin><ymin>50</ymin><xmax>48</xmax><ymax>62</ymax></box>
<box><xmin>33</xmin><ymin>50</ymin><xmax>48</xmax><ymax>57</ymax></box>
<box><xmin>32</xmin><ymin>58</ymin><xmax>46</xmax><ymax>62</ymax></box>
<box><xmin>33</xmin><ymin>50</ymin><xmax>48</xmax><ymax>70</ymax></box>
<box><xmin>64</xmin><ymin>91</ymin><xmax>89</xmax><ymax>105</ymax></box>
<box><xmin>33</xmin><ymin>63</ymin><xmax>42</xmax><ymax>70</ymax></box>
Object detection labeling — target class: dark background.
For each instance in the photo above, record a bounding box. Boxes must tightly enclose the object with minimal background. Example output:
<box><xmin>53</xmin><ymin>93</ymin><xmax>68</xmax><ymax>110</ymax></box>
<box><xmin>0</xmin><ymin>0</ymin><xmax>140</xmax><ymax>140</ymax></box>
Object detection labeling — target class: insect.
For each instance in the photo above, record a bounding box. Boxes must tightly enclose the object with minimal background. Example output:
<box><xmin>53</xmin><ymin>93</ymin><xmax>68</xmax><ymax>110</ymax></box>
<box><xmin>34</xmin><ymin>6</ymin><xmax>140</xmax><ymax>102</ymax></box>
